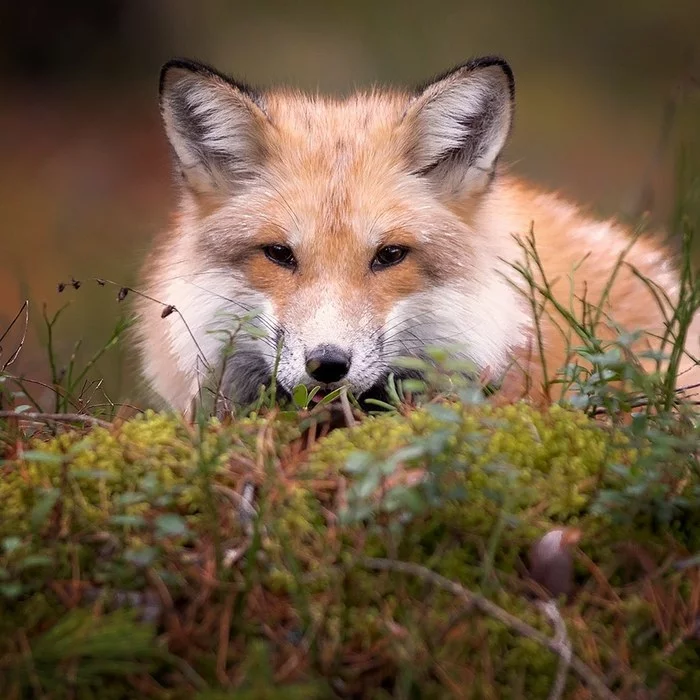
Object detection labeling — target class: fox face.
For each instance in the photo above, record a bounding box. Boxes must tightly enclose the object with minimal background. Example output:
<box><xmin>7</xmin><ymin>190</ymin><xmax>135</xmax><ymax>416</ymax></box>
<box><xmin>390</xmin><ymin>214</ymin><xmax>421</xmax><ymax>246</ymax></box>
<box><xmin>139</xmin><ymin>56</ymin><xmax>530</xmax><ymax>409</ymax></box>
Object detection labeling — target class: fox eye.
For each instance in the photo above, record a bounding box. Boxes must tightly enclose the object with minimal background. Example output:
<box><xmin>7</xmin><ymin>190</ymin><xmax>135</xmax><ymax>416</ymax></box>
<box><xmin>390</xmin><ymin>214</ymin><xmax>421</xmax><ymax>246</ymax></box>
<box><xmin>263</xmin><ymin>244</ymin><xmax>297</xmax><ymax>269</ymax></box>
<box><xmin>372</xmin><ymin>245</ymin><xmax>409</xmax><ymax>270</ymax></box>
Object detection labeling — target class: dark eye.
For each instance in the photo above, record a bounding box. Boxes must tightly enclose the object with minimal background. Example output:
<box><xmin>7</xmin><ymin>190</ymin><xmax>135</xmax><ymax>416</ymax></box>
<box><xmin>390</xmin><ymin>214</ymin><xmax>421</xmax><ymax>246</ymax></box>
<box><xmin>372</xmin><ymin>245</ymin><xmax>409</xmax><ymax>270</ymax></box>
<box><xmin>263</xmin><ymin>244</ymin><xmax>297</xmax><ymax>269</ymax></box>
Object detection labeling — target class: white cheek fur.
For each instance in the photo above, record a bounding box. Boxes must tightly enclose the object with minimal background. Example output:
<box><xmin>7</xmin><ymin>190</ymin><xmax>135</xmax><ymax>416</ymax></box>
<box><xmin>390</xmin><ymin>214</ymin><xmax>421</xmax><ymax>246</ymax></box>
<box><xmin>156</xmin><ymin>269</ymin><xmax>276</xmax><ymax>398</ymax></box>
<box><xmin>384</xmin><ymin>276</ymin><xmax>530</xmax><ymax>374</ymax></box>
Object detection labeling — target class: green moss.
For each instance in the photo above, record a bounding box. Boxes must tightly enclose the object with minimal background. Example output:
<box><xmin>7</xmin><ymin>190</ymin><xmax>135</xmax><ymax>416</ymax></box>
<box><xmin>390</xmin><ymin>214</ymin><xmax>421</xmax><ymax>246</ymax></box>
<box><xmin>0</xmin><ymin>401</ymin><xmax>698</xmax><ymax>699</ymax></box>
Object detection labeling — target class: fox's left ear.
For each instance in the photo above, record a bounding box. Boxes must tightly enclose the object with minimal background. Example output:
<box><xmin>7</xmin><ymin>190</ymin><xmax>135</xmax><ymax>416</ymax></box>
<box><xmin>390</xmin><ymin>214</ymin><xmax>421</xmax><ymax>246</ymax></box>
<box><xmin>404</xmin><ymin>57</ymin><xmax>514</xmax><ymax>195</ymax></box>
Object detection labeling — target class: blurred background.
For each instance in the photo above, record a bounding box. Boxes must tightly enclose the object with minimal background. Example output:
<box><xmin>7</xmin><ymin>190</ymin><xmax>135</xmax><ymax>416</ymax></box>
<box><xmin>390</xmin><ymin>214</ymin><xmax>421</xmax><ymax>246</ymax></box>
<box><xmin>1</xmin><ymin>0</ymin><xmax>699</xmax><ymax>410</ymax></box>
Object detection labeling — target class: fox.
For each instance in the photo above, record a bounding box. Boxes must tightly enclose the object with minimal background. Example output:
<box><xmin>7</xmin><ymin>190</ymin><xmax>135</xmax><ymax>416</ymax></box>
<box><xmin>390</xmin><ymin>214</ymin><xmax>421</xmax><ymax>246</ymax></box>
<box><xmin>134</xmin><ymin>56</ymin><xmax>699</xmax><ymax>414</ymax></box>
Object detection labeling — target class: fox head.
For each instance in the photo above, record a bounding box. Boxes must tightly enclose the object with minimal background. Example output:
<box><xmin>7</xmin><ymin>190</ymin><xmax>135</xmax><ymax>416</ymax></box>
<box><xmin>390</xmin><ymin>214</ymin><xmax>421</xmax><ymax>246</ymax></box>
<box><xmin>142</xmin><ymin>56</ymin><xmax>530</xmax><ymax>410</ymax></box>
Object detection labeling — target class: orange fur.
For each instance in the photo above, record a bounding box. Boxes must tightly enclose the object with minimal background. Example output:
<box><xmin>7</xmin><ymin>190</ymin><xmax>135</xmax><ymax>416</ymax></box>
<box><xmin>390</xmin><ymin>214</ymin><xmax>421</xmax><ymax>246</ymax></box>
<box><xmin>134</xmin><ymin>58</ymin><xmax>699</xmax><ymax>412</ymax></box>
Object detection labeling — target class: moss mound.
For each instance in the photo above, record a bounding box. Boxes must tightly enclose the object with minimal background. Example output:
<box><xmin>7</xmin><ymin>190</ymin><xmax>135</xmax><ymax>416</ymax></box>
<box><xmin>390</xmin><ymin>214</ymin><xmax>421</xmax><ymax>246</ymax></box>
<box><xmin>1</xmin><ymin>402</ymin><xmax>699</xmax><ymax>699</ymax></box>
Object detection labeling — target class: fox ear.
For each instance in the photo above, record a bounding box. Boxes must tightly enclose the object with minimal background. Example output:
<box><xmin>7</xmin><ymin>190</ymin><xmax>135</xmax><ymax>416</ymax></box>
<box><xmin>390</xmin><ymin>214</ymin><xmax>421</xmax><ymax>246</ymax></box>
<box><xmin>405</xmin><ymin>57</ymin><xmax>514</xmax><ymax>195</ymax></box>
<box><xmin>159</xmin><ymin>59</ymin><xmax>269</xmax><ymax>195</ymax></box>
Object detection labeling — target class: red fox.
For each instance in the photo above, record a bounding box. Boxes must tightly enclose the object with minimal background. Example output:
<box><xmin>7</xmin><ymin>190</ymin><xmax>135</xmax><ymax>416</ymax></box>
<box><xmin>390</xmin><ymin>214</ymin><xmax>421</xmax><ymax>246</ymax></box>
<box><xmin>134</xmin><ymin>56</ymin><xmax>699</xmax><ymax>413</ymax></box>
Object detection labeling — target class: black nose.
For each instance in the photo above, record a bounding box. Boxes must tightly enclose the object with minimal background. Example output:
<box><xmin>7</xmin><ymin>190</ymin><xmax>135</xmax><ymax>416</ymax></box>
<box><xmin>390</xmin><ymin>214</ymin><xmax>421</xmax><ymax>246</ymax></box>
<box><xmin>305</xmin><ymin>345</ymin><xmax>351</xmax><ymax>384</ymax></box>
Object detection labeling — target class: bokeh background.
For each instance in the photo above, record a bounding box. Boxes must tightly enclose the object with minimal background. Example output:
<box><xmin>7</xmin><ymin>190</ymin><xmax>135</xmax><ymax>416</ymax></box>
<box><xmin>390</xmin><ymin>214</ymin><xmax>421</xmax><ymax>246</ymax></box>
<box><xmin>1</xmin><ymin>0</ymin><xmax>699</xmax><ymax>409</ymax></box>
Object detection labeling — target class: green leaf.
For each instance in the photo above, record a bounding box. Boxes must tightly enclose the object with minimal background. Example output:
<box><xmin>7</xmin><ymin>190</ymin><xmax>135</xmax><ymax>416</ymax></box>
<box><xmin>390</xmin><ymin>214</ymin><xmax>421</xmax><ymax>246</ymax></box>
<box><xmin>390</xmin><ymin>444</ymin><xmax>426</xmax><ymax>464</ymax></box>
<box><xmin>110</xmin><ymin>514</ymin><xmax>147</xmax><ymax>528</ymax></box>
<box><xmin>442</xmin><ymin>357</ymin><xmax>479</xmax><ymax>373</ymax></box>
<box><xmin>292</xmin><ymin>384</ymin><xmax>308</xmax><ymax>408</ymax></box>
<box><xmin>354</xmin><ymin>470</ymin><xmax>381</xmax><ymax>499</ymax></box>
<box><xmin>457</xmin><ymin>386</ymin><xmax>486</xmax><ymax>405</ymax></box>
<box><xmin>424</xmin><ymin>403</ymin><xmax>461</xmax><ymax>423</ymax></box>
<box><xmin>580</xmin><ymin>349</ymin><xmax>622</xmax><ymax>367</ymax></box>
<box><xmin>241</xmin><ymin>323</ymin><xmax>269</xmax><ymax>339</ymax></box>
<box><xmin>638</xmin><ymin>349</ymin><xmax>671</xmax><ymax>362</ymax></box>
<box><xmin>345</xmin><ymin>452</ymin><xmax>374</xmax><ymax>474</ymax></box>
<box><xmin>22</xmin><ymin>450</ymin><xmax>65</xmax><ymax>464</ymax></box>
<box><xmin>154</xmin><ymin>513</ymin><xmax>189</xmax><ymax>537</ymax></box>
<box><xmin>19</xmin><ymin>554</ymin><xmax>54</xmax><ymax>570</ymax></box>
<box><xmin>424</xmin><ymin>346</ymin><xmax>449</xmax><ymax>363</ymax></box>
<box><xmin>71</xmin><ymin>468</ymin><xmax>117</xmax><ymax>481</ymax></box>
<box><xmin>2</xmin><ymin>536</ymin><xmax>22</xmax><ymax>554</ymax></box>
<box><xmin>30</xmin><ymin>488</ymin><xmax>60</xmax><ymax>530</ymax></box>
<box><xmin>0</xmin><ymin>583</ymin><xmax>23</xmax><ymax>598</ymax></box>
<box><xmin>315</xmin><ymin>387</ymin><xmax>344</xmax><ymax>407</ymax></box>
<box><xmin>384</xmin><ymin>485</ymin><xmax>425</xmax><ymax>513</ymax></box>
<box><xmin>123</xmin><ymin>546</ymin><xmax>158</xmax><ymax>567</ymax></box>
<box><xmin>615</xmin><ymin>330</ymin><xmax>643</xmax><ymax>347</ymax></box>
<box><xmin>364</xmin><ymin>398</ymin><xmax>397</xmax><ymax>412</ymax></box>
<box><xmin>391</xmin><ymin>356</ymin><xmax>430</xmax><ymax>371</ymax></box>
<box><xmin>399</xmin><ymin>379</ymin><xmax>427</xmax><ymax>394</ymax></box>
<box><xmin>116</xmin><ymin>492</ymin><xmax>147</xmax><ymax>506</ymax></box>
<box><xmin>277</xmin><ymin>410</ymin><xmax>300</xmax><ymax>421</ymax></box>
<box><xmin>139</xmin><ymin>473</ymin><xmax>160</xmax><ymax>494</ymax></box>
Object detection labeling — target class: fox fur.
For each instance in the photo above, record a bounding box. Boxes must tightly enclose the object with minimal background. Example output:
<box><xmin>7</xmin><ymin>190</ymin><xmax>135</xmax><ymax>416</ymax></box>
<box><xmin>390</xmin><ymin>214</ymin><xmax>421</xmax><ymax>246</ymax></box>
<box><xmin>134</xmin><ymin>56</ymin><xmax>700</xmax><ymax>413</ymax></box>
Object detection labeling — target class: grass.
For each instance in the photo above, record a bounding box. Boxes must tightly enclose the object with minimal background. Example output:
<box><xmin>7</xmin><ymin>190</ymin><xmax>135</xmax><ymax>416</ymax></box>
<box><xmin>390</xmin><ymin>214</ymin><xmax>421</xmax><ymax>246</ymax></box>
<box><xmin>1</xmin><ymin>145</ymin><xmax>699</xmax><ymax>698</ymax></box>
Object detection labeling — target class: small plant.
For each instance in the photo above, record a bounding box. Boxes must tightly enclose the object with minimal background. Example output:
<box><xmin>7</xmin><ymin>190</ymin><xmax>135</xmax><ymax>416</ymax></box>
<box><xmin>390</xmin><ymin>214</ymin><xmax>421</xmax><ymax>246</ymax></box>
<box><xmin>0</xmin><ymin>299</ymin><xmax>133</xmax><ymax>434</ymax></box>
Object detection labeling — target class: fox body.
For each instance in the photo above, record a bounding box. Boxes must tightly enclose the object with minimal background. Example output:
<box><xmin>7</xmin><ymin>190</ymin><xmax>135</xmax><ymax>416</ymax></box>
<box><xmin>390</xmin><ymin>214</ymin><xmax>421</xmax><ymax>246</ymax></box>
<box><xmin>135</xmin><ymin>57</ymin><xmax>699</xmax><ymax>412</ymax></box>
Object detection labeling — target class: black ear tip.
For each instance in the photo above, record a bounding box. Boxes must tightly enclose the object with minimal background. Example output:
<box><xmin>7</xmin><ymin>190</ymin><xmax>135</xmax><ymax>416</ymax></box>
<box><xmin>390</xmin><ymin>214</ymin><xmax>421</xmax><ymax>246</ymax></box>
<box><xmin>158</xmin><ymin>58</ymin><xmax>259</xmax><ymax>102</ymax></box>
<box><xmin>159</xmin><ymin>59</ymin><xmax>189</xmax><ymax>96</ymax></box>
<box><xmin>158</xmin><ymin>58</ymin><xmax>216</xmax><ymax>95</ymax></box>
<box><xmin>417</xmin><ymin>55</ymin><xmax>515</xmax><ymax>100</ymax></box>
<box><xmin>469</xmin><ymin>56</ymin><xmax>515</xmax><ymax>99</ymax></box>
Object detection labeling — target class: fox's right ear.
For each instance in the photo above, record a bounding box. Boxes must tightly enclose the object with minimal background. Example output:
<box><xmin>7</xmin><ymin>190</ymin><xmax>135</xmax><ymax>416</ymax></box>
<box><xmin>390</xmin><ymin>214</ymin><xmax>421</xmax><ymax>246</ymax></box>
<box><xmin>159</xmin><ymin>59</ymin><xmax>269</xmax><ymax>195</ymax></box>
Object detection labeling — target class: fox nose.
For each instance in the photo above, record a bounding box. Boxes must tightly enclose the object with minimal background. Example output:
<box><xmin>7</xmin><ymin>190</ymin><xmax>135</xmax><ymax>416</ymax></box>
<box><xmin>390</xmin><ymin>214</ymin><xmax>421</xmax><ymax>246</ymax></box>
<box><xmin>305</xmin><ymin>345</ymin><xmax>351</xmax><ymax>384</ymax></box>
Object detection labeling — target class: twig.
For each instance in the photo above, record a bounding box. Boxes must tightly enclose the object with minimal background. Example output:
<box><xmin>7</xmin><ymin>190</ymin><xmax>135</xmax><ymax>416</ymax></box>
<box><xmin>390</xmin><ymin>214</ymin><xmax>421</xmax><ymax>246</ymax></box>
<box><xmin>216</xmin><ymin>591</ymin><xmax>235</xmax><ymax>684</ymax></box>
<box><xmin>6</xmin><ymin>374</ymin><xmax>80</xmax><ymax>410</ymax></box>
<box><xmin>170</xmin><ymin>655</ymin><xmax>208</xmax><ymax>690</ymax></box>
<box><xmin>339</xmin><ymin>386</ymin><xmax>356</xmax><ymax>427</ymax></box>
<box><xmin>0</xmin><ymin>411</ymin><xmax>112</xmax><ymax>429</ymax></box>
<box><xmin>17</xmin><ymin>629</ymin><xmax>47</xmax><ymax>700</ymax></box>
<box><xmin>213</xmin><ymin>483</ymin><xmax>257</xmax><ymax>529</ymax></box>
<box><xmin>222</xmin><ymin>541</ymin><xmax>251</xmax><ymax>568</ymax></box>
<box><xmin>0</xmin><ymin>300</ymin><xmax>28</xmax><ymax>346</ymax></box>
<box><xmin>1</xmin><ymin>300</ymin><xmax>29</xmax><ymax>370</ymax></box>
<box><xmin>538</xmin><ymin>600</ymin><xmax>572</xmax><ymax>700</ymax></box>
<box><xmin>360</xmin><ymin>557</ymin><xmax>619</xmax><ymax>700</ymax></box>
<box><xmin>590</xmin><ymin>379</ymin><xmax>700</xmax><ymax>417</ymax></box>
<box><xmin>216</xmin><ymin>482</ymin><xmax>257</xmax><ymax>568</ymax></box>
<box><xmin>662</xmin><ymin>616</ymin><xmax>700</xmax><ymax>658</ymax></box>
<box><xmin>240</xmin><ymin>482</ymin><xmax>256</xmax><ymax>529</ymax></box>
